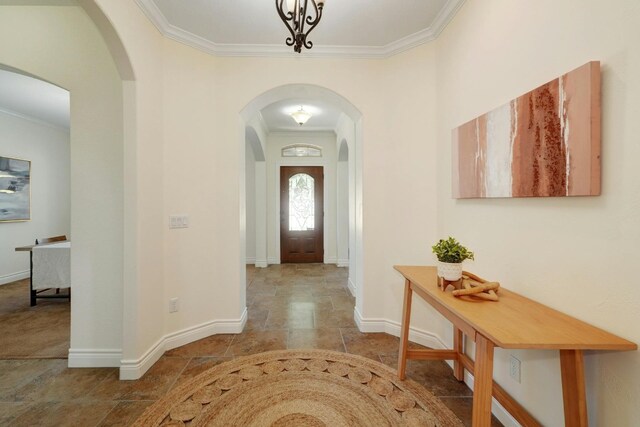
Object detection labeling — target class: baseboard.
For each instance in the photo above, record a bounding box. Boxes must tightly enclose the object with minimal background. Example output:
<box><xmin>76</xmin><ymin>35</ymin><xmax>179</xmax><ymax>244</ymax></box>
<box><xmin>255</xmin><ymin>260</ymin><xmax>268</xmax><ymax>268</ymax></box>
<box><xmin>267</xmin><ymin>257</ymin><xmax>279</xmax><ymax>264</ymax></box>
<box><xmin>0</xmin><ymin>270</ymin><xmax>29</xmax><ymax>285</ymax></box>
<box><xmin>119</xmin><ymin>308</ymin><xmax>247</xmax><ymax>380</ymax></box>
<box><xmin>68</xmin><ymin>348</ymin><xmax>122</xmax><ymax>368</ymax></box>
<box><xmin>353</xmin><ymin>307</ymin><xmax>519</xmax><ymax>427</ymax></box>
<box><xmin>353</xmin><ymin>307</ymin><xmax>447</xmax><ymax>350</ymax></box>
<box><xmin>245</xmin><ymin>257</ymin><xmax>256</xmax><ymax>264</ymax></box>
<box><xmin>336</xmin><ymin>259</ymin><xmax>349</xmax><ymax>268</ymax></box>
<box><xmin>347</xmin><ymin>277</ymin><xmax>356</xmax><ymax>297</ymax></box>
<box><xmin>119</xmin><ymin>337</ymin><xmax>165</xmax><ymax>380</ymax></box>
<box><xmin>324</xmin><ymin>256</ymin><xmax>337</xmax><ymax>264</ymax></box>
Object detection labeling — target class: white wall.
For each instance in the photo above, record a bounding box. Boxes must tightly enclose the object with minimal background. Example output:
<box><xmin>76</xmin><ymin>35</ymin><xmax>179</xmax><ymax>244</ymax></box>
<box><xmin>266</xmin><ymin>132</ymin><xmax>337</xmax><ymax>264</ymax></box>
<box><xmin>436</xmin><ymin>0</ymin><xmax>640</xmax><ymax>425</ymax></box>
<box><xmin>336</xmin><ymin>158</ymin><xmax>349</xmax><ymax>267</ymax></box>
<box><xmin>0</xmin><ymin>4</ymin><xmax>125</xmax><ymax>365</ymax></box>
<box><xmin>0</xmin><ymin>111</ymin><xmax>70</xmax><ymax>284</ymax></box>
<box><xmin>245</xmin><ymin>142</ymin><xmax>256</xmax><ymax>263</ymax></box>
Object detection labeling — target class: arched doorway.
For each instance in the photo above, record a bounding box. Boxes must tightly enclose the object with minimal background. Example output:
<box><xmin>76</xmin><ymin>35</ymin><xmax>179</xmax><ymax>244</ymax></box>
<box><xmin>239</xmin><ymin>84</ymin><xmax>363</xmax><ymax>318</ymax></box>
<box><xmin>0</xmin><ymin>2</ymin><xmax>136</xmax><ymax>369</ymax></box>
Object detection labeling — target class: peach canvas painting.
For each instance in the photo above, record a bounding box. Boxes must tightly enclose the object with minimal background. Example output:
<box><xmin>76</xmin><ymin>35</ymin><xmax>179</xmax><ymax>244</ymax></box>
<box><xmin>452</xmin><ymin>61</ymin><xmax>601</xmax><ymax>198</ymax></box>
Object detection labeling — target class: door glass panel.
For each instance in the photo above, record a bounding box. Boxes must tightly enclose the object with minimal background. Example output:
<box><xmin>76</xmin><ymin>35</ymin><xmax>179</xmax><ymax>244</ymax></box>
<box><xmin>289</xmin><ymin>173</ymin><xmax>315</xmax><ymax>231</ymax></box>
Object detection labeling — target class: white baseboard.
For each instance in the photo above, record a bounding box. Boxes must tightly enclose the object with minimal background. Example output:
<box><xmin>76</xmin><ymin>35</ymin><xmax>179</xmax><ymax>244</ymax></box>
<box><xmin>347</xmin><ymin>278</ymin><xmax>356</xmax><ymax>297</ymax></box>
<box><xmin>68</xmin><ymin>348</ymin><xmax>122</xmax><ymax>368</ymax></box>
<box><xmin>0</xmin><ymin>270</ymin><xmax>29</xmax><ymax>285</ymax></box>
<box><xmin>324</xmin><ymin>256</ymin><xmax>337</xmax><ymax>264</ymax></box>
<box><xmin>255</xmin><ymin>260</ymin><xmax>268</xmax><ymax>268</ymax></box>
<box><xmin>119</xmin><ymin>308</ymin><xmax>247</xmax><ymax>380</ymax></box>
<box><xmin>336</xmin><ymin>259</ymin><xmax>349</xmax><ymax>268</ymax></box>
<box><xmin>246</xmin><ymin>257</ymin><xmax>256</xmax><ymax>264</ymax></box>
<box><xmin>353</xmin><ymin>307</ymin><xmax>447</xmax><ymax>350</ymax></box>
<box><xmin>353</xmin><ymin>307</ymin><xmax>520</xmax><ymax>427</ymax></box>
<box><xmin>267</xmin><ymin>257</ymin><xmax>279</xmax><ymax>264</ymax></box>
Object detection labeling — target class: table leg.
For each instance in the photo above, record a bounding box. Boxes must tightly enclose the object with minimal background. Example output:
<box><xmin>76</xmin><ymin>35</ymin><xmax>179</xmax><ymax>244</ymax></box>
<box><xmin>472</xmin><ymin>333</ymin><xmax>494</xmax><ymax>427</ymax></box>
<box><xmin>453</xmin><ymin>326</ymin><xmax>464</xmax><ymax>381</ymax></box>
<box><xmin>29</xmin><ymin>251</ymin><xmax>36</xmax><ymax>307</ymax></box>
<box><xmin>560</xmin><ymin>349</ymin><xmax>588</xmax><ymax>427</ymax></box>
<box><xmin>397</xmin><ymin>279</ymin><xmax>413</xmax><ymax>380</ymax></box>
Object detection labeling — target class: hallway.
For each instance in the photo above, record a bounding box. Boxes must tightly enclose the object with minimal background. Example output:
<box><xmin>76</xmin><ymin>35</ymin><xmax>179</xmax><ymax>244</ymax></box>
<box><xmin>0</xmin><ymin>264</ymin><xmax>500</xmax><ymax>426</ymax></box>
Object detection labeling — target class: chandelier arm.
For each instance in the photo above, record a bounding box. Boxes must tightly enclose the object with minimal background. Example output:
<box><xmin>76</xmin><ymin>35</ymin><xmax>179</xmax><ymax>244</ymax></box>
<box><xmin>276</xmin><ymin>0</ymin><xmax>298</xmax><ymax>44</ymax></box>
<box><xmin>302</xmin><ymin>3</ymin><xmax>323</xmax><ymax>46</ymax></box>
<box><xmin>298</xmin><ymin>0</ymin><xmax>308</xmax><ymax>36</ymax></box>
<box><xmin>305</xmin><ymin>0</ymin><xmax>322</xmax><ymax>27</ymax></box>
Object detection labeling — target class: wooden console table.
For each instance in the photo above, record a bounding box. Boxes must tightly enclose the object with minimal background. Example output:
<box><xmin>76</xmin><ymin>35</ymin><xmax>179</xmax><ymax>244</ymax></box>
<box><xmin>394</xmin><ymin>266</ymin><xmax>636</xmax><ymax>427</ymax></box>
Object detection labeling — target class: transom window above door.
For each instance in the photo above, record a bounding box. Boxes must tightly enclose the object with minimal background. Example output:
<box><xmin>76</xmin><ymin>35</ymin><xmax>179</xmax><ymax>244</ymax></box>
<box><xmin>281</xmin><ymin>144</ymin><xmax>322</xmax><ymax>157</ymax></box>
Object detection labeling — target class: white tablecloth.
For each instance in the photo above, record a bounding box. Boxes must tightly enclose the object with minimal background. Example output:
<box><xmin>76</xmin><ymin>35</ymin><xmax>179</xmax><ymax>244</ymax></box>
<box><xmin>32</xmin><ymin>242</ymin><xmax>71</xmax><ymax>290</ymax></box>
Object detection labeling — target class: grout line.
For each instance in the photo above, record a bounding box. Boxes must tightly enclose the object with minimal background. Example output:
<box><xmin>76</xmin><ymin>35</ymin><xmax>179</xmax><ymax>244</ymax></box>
<box><xmin>223</xmin><ymin>335</ymin><xmax>237</xmax><ymax>357</ymax></box>
<box><xmin>164</xmin><ymin>356</ymin><xmax>193</xmax><ymax>395</ymax></box>
<box><xmin>338</xmin><ymin>328</ymin><xmax>348</xmax><ymax>353</ymax></box>
<box><xmin>93</xmin><ymin>401</ymin><xmax>120</xmax><ymax>427</ymax></box>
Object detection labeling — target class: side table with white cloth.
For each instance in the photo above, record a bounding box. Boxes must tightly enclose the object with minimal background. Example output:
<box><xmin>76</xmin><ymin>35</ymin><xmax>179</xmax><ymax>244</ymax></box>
<box><xmin>15</xmin><ymin>240</ymin><xmax>71</xmax><ymax>306</ymax></box>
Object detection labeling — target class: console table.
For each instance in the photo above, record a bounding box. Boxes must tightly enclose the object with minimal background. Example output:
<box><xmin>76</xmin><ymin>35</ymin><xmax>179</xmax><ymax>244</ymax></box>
<box><xmin>394</xmin><ymin>265</ymin><xmax>637</xmax><ymax>427</ymax></box>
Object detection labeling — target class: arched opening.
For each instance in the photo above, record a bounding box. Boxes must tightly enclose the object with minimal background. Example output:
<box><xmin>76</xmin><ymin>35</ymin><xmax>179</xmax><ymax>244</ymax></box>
<box><xmin>239</xmin><ymin>84</ymin><xmax>363</xmax><ymax>323</ymax></box>
<box><xmin>0</xmin><ymin>2</ymin><xmax>136</xmax><ymax>370</ymax></box>
<box><xmin>337</xmin><ymin>138</ymin><xmax>349</xmax><ymax>271</ymax></box>
<box><xmin>245</xmin><ymin>124</ymin><xmax>267</xmax><ymax>271</ymax></box>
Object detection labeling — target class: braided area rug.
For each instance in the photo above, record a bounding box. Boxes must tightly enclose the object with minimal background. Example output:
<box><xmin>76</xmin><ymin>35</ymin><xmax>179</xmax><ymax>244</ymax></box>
<box><xmin>133</xmin><ymin>349</ymin><xmax>464</xmax><ymax>427</ymax></box>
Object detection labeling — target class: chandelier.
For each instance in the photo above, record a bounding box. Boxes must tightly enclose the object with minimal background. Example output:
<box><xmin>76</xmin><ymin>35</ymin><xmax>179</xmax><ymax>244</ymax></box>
<box><xmin>276</xmin><ymin>0</ymin><xmax>325</xmax><ymax>53</ymax></box>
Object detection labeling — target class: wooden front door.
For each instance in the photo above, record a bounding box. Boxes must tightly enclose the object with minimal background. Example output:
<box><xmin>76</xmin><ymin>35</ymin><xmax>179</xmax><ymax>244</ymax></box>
<box><xmin>280</xmin><ymin>166</ymin><xmax>324</xmax><ymax>263</ymax></box>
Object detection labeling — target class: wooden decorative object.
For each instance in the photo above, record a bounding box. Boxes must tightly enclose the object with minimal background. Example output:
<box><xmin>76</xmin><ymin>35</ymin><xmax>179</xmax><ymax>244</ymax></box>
<box><xmin>439</xmin><ymin>271</ymin><xmax>500</xmax><ymax>302</ymax></box>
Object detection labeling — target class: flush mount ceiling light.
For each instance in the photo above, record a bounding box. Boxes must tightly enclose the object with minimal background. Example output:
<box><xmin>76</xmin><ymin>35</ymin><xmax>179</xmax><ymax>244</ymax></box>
<box><xmin>276</xmin><ymin>0</ymin><xmax>325</xmax><ymax>53</ymax></box>
<box><xmin>290</xmin><ymin>106</ymin><xmax>312</xmax><ymax>125</ymax></box>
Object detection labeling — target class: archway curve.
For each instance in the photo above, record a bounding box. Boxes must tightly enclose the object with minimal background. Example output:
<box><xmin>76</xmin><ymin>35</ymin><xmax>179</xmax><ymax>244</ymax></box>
<box><xmin>238</xmin><ymin>83</ymin><xmax>364</xmax><ymax>318</ymax></box>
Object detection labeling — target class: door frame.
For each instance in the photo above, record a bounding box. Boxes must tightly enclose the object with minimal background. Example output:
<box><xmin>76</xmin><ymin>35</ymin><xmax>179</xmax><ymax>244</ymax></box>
<box><xmin>280</xmin><ymin>166</ymin><xmax>324</xmax><ymax>263</ymax></box>
<box><xmin>275</xmin><ymin>159</ymin><xmax>328</xmax><ymax>264</ymax></box>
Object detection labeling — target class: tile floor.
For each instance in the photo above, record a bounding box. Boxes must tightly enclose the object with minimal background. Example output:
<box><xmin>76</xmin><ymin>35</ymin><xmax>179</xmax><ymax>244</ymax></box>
<box><xmin>0</xmin><ymin>264</ymin><xmax>502</xmax><ymax>426</ymax></box>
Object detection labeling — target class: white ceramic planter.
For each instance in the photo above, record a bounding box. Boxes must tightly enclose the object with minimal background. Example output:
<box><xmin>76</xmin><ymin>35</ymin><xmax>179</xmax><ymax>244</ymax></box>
<box><xmin>437</xmin><ymin>262</ymin><xmax>463</xmax><ymax>281</ymax></box>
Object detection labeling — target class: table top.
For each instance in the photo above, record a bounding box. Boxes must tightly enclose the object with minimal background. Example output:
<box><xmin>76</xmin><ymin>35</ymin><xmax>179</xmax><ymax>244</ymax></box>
<box><xmin>395</xmin><ymin>265</ymin><xmax>637</xmax><ymax>351</ymax></box>
<box><xmin>15</xmin><ymin>240</ymin><xmax>71</xmax><ymax>252</ymax></box>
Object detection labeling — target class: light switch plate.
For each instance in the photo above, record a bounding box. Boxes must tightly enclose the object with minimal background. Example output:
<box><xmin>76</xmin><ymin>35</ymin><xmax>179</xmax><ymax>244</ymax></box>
<box><xmin>169</xmin><ymin>215</ymin><xmax>189</xmax><ymax>229</ymax></box>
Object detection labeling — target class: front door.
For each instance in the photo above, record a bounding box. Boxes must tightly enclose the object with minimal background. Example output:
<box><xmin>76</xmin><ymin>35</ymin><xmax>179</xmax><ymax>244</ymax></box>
<box><xmin>280</xmin><ymin>166</ymin><xmax>324</xmax><ymax>263</ymax></box>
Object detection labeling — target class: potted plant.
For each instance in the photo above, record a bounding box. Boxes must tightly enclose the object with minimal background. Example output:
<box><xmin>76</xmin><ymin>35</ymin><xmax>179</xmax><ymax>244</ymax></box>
<box><xmin>431</xmin><ymin>237</ymin><xmax>474</xmax><ymax>281</ymax></box>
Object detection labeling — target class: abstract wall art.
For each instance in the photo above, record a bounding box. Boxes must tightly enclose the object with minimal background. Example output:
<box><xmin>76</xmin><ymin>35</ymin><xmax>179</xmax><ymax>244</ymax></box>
<box><xmin>0</xmin><ymin>156</ymin><xmax>31</xmax><ymax>221</ymax></box>
<box><xmin>452</xmin><ymin>61</ymin><xmax>601</xmax><ymax>198</ymax></box>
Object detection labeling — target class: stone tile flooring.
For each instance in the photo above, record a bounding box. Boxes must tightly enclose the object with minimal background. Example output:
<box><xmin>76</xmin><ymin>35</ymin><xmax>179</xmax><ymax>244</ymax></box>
<box><xmin>0</xmin><ymin>279</ymin><xmax>70</xmax><ymax>358</ymax></box>
<box><xmin>0</xmin><ymin>264</ymin><xmax>502</xmax><ymax>426</ymax></box>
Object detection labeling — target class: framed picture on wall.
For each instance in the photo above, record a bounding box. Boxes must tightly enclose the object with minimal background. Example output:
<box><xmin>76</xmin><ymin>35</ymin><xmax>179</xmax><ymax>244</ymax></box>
<box><xmin>0</xmin><ymin>156</ymin><xmax>31</xmax><ymax>222</ymax></box>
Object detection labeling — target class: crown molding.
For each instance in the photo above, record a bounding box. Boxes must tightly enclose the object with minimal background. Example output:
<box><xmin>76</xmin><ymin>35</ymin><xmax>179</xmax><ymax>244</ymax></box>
<box><xmin>135</xmin><ymin>0</ymin><xmax>465</xmax><ymax>59</ymax></box>
<box><xmin>0</xmin><ymin>108</ymin><xmax>70</xmax><ymax>133</ymax></box>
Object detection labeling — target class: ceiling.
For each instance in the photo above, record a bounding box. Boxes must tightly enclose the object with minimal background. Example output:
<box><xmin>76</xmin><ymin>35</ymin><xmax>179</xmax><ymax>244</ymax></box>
<box><xmin>137</xmin><ymin>0</ymin><xmax>465</xmax><ymax>58</ymax></box>
<box><xmin>0</xmin><ymin>69</ymin><xmax>70</xmax><ymax>130</ymax></box>
<box><xmin>261</xmin><ymin>99</ymin><xmax>341</xmax><ymax>133</ymax></box>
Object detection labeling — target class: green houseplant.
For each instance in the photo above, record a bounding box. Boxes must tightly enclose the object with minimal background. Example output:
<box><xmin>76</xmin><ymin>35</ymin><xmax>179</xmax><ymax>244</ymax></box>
<box><xmin>431</xmin><ymin>237</ymin><xmax>474</xmax><ymax>281</ymax></box>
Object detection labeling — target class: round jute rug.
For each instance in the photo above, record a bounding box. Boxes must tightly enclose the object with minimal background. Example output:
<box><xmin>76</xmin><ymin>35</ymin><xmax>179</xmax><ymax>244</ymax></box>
<box><xmin>133</xmin><ymin>349</ymin><xmax>464</xmax><ymax>427</ymax></box>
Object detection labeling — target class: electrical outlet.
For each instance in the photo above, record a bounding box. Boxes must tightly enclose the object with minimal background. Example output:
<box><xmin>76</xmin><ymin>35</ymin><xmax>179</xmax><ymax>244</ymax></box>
<box><xmin>169</xmin><ymin>297</ymin><xmax>179</xmax><ymax>313</ymax></box>
<box><xmin>509</xmin><ymin>354</ymin><xmax>521</xmax><ymax>383</ymax></box>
